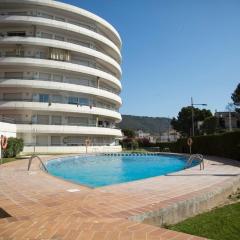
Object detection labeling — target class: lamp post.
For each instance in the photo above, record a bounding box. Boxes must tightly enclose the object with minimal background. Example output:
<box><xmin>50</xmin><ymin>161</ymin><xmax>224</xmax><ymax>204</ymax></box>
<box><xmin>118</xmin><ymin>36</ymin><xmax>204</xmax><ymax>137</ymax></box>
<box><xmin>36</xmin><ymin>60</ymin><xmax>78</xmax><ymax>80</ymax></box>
<box><xmin>191</xmin><ymin>97</ymin><xmax>207</xmax><ymax>137</ymax></box>
<box><xmin>226</xmin><ymin>103</ymin><xmax>234</xmax><ymax>132</ymax></box>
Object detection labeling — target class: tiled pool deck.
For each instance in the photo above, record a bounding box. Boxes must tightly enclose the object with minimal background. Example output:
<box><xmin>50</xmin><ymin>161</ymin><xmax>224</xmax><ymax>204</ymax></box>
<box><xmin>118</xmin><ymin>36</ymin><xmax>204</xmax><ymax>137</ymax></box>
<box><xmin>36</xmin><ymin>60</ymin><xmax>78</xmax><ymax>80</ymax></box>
<box><xmin>0</xmin><ymin>155</ymin><xmax>240</xmax><ymax>240</ymax></box>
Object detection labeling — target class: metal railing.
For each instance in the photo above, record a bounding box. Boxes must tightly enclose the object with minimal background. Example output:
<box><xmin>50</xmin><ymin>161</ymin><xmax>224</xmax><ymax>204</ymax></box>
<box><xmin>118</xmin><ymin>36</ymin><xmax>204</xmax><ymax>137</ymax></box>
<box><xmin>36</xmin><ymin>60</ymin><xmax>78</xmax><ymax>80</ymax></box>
<box><xmin>27</xmin><ymin>154</ymin><xmax>48</xmax><ymax>172</ymax></box>
<box><xmin>185</xmin><ymin>154</ymin><xmax>204</xmax><ymax>170</ymax></box>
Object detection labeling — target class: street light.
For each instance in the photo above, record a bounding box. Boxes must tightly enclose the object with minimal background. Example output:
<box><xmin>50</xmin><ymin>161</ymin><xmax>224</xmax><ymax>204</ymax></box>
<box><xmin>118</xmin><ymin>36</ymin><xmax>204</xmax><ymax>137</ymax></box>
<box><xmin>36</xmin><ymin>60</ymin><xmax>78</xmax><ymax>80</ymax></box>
<box><xmin>226</xmin><ymin>103</ymin><xmax>235</xmax><ymax>132</ymax></box>
<box><xmin>191</xmin><ymin>97</ymin><xmax>207</xmax><ymax>137</ymax></box>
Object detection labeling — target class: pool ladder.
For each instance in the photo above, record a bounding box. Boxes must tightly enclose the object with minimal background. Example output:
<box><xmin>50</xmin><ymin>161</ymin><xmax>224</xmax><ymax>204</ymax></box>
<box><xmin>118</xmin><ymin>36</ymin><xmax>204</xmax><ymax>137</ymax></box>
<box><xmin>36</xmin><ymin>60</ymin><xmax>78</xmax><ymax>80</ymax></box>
<box><xmin>185</xmin><ymin>154</ymin><xmax>204</xmax><ymax>170</ymax></box>
<box><xmin>27</xmin><ymin>154</ymin><xmax>48</xmax><ymax>172</ymax></box>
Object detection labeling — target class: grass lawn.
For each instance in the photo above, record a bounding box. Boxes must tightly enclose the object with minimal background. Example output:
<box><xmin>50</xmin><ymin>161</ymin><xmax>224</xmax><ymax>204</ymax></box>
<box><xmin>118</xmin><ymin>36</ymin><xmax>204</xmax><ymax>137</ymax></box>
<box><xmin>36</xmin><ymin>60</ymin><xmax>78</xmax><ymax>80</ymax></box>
<box><xmin>169</xmin><ymin>202</ymin><xmax>240</xmax><ymax>240</ymax></box>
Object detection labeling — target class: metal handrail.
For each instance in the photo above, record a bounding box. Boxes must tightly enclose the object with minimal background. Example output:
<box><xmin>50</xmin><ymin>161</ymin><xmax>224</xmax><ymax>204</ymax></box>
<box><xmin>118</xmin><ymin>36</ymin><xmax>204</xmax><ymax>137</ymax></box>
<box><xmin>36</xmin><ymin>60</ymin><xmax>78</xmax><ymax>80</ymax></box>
<box><xmin>27</xmin><ymin>154</ymin><xmax>48</xmax><ymax>172</ymax></box>
<box><xmin>185</xmin><ymin>154</ymin><xmax>204</xmax><ymax>170</ymax></box>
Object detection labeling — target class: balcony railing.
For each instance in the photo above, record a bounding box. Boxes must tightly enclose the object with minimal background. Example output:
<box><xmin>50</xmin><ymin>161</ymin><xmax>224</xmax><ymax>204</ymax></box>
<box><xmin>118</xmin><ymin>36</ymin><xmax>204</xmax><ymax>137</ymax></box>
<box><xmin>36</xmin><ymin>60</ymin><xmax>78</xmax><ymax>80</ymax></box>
<box><xmin>0</xmin><ymin>98</ymin><xmax>119</xmax><ymax>112</ymax></box>
<box><xmin>0</xmin><ymin>11</ymin><xmax>120</xmax><ymax>48</ymax></box>
<box><xmin>0</xmin><ymin>53</ymin><xmax>118</xmax><ymax>78</ymax></box>
<box><xmin>0</xmin><ymin>116</ymin><xmax>119</xmax><ymax>129</ymax></box>
<box><xmin>0</xmin><ymin>77</ymin><xmax>120</xmax><ymax>95</ymax></box>
<box><xmin>0</xmin><ymin>33</ymin><xmax>120</xmax><ymax>63</ymax></box>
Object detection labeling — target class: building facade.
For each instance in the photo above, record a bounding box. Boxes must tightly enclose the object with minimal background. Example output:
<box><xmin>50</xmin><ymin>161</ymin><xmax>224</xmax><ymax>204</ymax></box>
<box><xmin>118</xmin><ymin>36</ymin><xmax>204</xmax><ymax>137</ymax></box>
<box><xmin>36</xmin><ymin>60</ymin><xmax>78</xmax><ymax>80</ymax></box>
<box><xmin>0</xmin><ymin>0</ymin><xmax>122</xmax><ymax>153</ymax></box>
<box><xmin>215</xmin><ymin>111</ymin><xmax>240</xmax><ymax>130</ymax></box>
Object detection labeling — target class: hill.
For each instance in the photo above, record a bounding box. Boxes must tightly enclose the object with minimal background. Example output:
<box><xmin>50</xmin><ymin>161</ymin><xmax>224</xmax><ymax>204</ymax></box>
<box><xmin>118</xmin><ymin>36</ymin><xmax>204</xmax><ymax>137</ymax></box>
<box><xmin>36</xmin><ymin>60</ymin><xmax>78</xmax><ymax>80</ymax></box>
<box><xmin>117</xmin><ymin>115</ymin><xmax>171</xmax><ymax>135</ymax></box>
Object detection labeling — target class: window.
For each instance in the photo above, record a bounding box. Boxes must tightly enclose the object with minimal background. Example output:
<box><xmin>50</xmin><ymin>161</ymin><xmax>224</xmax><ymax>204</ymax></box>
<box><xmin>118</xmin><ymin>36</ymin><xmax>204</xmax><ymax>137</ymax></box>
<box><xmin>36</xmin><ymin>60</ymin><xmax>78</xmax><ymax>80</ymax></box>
<box><xmin>55</xmin><ymin>35</ymin><xmax>64</xmax><ymax>41</ymax></box>
<box><xmin>41</xmin><ymin>32</ymin><xmax>53</xmax><ymax>39</ymax></box>
<box><xmin>67</xmin><ymin>38</ymin><xmax>90</xmax><ymax>47</ymax></box>
<box><xmin>79</xmin><ymin>98</ymin><xmax>89</xmax><ymax>106</ymax></box>
<box><xmin>39</xmin><ymin>72</ymin><xmax>51</xmax><ymax>81</ymax></box>
<box><xmin>7</xmin><ymin>31</ymin><xmax>26</xmax><ymax>37</ymax></box>
<box><xmin>49</xmin><ymin>48</ymin><xmax>70</xmax><ymax>61</ymax></box>
<box><xmin>37</xmin><ymin>115</ymin><xmax>49</xmax><ymax>124</ymax></box>
<box><xmin>7</xmin><ymin>12</ymin><xmax>27</xmax><ymax>16</ymax></box>
<box><xmin>5</xmin><ymin>51</ymin><xmax>16</xmax><ymax>57</ymax></box>
<box><xmin>4</xmin><ymin>72</ymin><xmax>23</xmax><ymax>79</ymax></box>
<box><xmin>51</xmin><ymin>116</ymin><xmax>61</xmax><ymax>125</ymax></box>
<box><xmin>68</xmin><ymin>96</ymin><xmax>78</xmax><ymax>105</ymax></box>
<box><xmin>3</xmin><ymin>93</ymin><xmax>22</xmax><ymax>100</ymax></box>
<box><xmin>39</xmin><ymin>94</ymin><xmax>49</xmax><ymax>102</ymax></box>
<box><xmin>36</xmin><ymin>135</ymin><xmax>48</xmax><ymax>146</ymax></box>
<box><xmin>68</xmin><ymin>117</ymin><xmax>81</xmax><ymax>125</ymax></box>
<box><xmin>53</xmin><ymin>74</ymin><xmax>63</xmax><ymax>82</ymax></box>
<box><xmin>51</xmin><ymin>136</ymin><xmax>61</xmax><ymax>146</ymax></box>
<box><xmin>40</xmin><ymin>12</ymin><xmax>53</xmax><ymax>19</ymax></box>
<box><xmin>51</xmin><ymin>95</ymin><xmax>62</xmax><ymax>103</ymax></box>
<box><xmin>55</xmin><ymin>16</ymin><xmax>65</xmax><ymax>22</ymax></box>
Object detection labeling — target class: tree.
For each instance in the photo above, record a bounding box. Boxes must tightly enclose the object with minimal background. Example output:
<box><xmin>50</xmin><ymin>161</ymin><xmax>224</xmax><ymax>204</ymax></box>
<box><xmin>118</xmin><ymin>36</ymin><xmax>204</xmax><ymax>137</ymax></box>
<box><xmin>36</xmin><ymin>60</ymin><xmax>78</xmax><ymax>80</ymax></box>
<box><xmin>171</xmin><ymin>106</ymin><xmax>212</xmax><ymax>136</ymax></box>
<box><xmin>122</xmin><ymin>129</ymin><xmax>135</xmax><ymax>138</ymax></box>
<box><xmin>201</xmin><ymin>116</ymin><xmax>218</xmax><ymax>134</ymax></box>
<box><xmin>231</xmin><ymin>83</ymin><xmax>240</xmax><ymax>112</ymax></box>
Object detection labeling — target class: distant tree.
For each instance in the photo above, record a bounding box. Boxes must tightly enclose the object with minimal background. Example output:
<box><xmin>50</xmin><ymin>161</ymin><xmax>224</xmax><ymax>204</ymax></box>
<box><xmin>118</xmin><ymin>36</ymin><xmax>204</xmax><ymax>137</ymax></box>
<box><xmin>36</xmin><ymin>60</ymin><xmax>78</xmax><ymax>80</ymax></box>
<box><xmin>201</xmin><ymin>116</ymin><xmax>218</xmax><ymax>135</ymax></box>
<box><xmin>122</xmin><ymin>129</ymin><xmax>135</xmax><ymax>138</ymax></box>
<box><xmin>231</xmin><ymin>83</ymin><xmax>240</xmax><ymax>112</ymax></box>
<box><xmin>171</xmin><ymin>106</ymin><xmax>212</xmax><ymax>136</ymax></box>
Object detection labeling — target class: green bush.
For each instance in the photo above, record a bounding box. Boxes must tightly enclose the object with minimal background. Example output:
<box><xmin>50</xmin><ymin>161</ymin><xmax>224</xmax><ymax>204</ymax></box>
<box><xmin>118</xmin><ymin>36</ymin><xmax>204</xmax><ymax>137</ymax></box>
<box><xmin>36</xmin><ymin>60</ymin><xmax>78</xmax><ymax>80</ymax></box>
<box><xmin>121</xmin><ymin>138</ymin><xmax>139</xmax><ymax>150</ymax></box>
<box><xmin>3</xmin><ymin>137</ymin><xmax>24</xmax><ymax>158</ymax></box>
<box><xmin>158</xmin><ymin>131</ymin><xmax>240</xmax><ymax>160</ymax></box>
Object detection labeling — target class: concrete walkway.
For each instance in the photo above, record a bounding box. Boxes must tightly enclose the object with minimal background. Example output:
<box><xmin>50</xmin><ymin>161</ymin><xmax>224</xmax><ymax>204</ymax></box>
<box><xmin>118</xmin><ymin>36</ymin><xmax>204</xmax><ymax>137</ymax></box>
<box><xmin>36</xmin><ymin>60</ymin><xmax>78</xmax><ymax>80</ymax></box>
<box><xmin>0</xmin><ymin>155</ymin><xmax>239</xmax><ymax>240</ymax></box>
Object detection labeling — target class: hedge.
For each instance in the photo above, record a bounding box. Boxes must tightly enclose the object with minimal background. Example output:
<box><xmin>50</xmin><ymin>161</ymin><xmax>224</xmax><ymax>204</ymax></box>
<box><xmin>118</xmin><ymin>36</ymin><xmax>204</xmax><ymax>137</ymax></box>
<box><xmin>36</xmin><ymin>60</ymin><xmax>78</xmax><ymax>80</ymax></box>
<box><xmin>158</xmin><ymin>131</ymin><xmax>240</xmax><ymax>160</ymax></box>
<box><xmin>3</xmin><ymin>137</ymin><xmax>24</xmax><ymax>158</ymax></box>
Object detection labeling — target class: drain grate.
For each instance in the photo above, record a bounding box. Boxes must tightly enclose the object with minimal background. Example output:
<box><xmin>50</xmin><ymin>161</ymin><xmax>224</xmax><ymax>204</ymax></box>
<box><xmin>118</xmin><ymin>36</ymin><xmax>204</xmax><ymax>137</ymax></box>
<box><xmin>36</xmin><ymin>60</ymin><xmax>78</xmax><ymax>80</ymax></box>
<box><xmin>0</xmin><ymin>208</ymin><xmax>12</xmax><ymax>219</ymax></box>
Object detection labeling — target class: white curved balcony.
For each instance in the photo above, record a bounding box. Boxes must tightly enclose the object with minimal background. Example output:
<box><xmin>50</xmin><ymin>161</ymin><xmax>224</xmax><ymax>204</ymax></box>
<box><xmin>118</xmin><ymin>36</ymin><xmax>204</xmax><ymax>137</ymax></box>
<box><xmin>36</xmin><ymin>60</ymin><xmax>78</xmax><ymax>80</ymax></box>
<box><xmin>0</xmin><ymin>79</ymin><xmax>122</xmax><ymax>106</ymax></box>
<box><xmin>0</xmin><ymin>37</ymin><xmax>122</xmax><ymax>77</ymax></box>
<box><xmin>0</xmin><ymin>101</ymin><xmax>122</xmax><ymax>121</ymax></box>
<box><xmin>0</xmin><ymin>15</ymin><xmax>121</xmax><ymax>62</ymax></box>
<box><xmin>0</xmin><ymin>0</ymin><xmax>122</xmax><ymax>48</ymax></box>
<box><xmin>16</xmin><ymin>124</ymin><xmax>122</xmax><ymax>137</ymax></box>
<box><xmin>0</xmin><ymin>57</ymin><xmax>122</xmax><ymax>90</ymax></box>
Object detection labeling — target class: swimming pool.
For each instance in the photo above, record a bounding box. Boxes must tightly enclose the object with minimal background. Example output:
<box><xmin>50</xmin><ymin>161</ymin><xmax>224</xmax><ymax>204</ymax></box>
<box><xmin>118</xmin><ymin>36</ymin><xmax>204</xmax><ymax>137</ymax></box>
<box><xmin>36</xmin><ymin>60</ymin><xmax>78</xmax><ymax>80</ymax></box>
<box><xmin>46</xmin><ymin>154</ymin><xmax>196</xmax><ymax>188</ymax></box>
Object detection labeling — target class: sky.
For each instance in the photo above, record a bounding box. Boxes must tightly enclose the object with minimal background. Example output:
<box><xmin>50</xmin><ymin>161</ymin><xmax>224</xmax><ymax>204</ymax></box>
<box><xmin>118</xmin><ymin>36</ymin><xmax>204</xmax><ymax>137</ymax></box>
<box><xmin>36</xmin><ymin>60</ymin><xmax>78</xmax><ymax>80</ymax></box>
<box><xmin>60</xmin><ymin>0</ymin><xmax>240</xmax><ymax>118</ymax></box>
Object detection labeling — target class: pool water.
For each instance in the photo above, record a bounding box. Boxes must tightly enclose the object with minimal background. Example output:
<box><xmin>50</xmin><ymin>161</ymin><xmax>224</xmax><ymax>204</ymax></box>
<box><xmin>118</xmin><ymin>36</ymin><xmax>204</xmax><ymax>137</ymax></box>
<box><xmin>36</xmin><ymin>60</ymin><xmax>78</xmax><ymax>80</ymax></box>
<box><xmin>46</xmin><ymin>154</ymin><xmax>195</xmax><ymax>188</ymax></box>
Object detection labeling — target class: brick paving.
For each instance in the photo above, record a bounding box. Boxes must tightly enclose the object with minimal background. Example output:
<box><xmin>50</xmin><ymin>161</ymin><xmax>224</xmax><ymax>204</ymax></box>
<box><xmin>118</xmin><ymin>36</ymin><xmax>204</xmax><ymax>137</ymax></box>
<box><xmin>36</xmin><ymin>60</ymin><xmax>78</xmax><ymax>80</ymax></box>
<box><xmin>0</xmin><ymin>155</ymin><xmax>239</xmax><ymax>240</ymax></box>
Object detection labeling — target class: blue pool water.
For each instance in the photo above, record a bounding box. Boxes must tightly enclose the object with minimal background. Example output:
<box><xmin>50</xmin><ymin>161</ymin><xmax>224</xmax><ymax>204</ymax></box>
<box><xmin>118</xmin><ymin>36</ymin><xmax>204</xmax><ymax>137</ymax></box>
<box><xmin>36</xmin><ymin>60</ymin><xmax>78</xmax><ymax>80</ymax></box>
<box><xmin>46</xmin><ymin>154</ymin><xmax>195</xmax><ymax>188</ymax></box>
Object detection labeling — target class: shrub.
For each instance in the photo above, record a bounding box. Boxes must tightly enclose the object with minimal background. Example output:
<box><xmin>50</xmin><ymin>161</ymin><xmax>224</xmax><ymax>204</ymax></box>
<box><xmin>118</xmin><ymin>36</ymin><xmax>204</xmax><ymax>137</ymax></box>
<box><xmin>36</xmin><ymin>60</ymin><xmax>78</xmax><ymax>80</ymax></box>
<box><xmin>158</xmin><ymin>131</ymin><xmax>240</xmax><ymax>160</ymax></box>
<box><xmin>121</xmin><ymin>138</ymin><xmax>139</xmax><ymax>150</ymax></box>
<box><xmin>3</xmin><ymin>137</ymin><xmax>24</xmax><ymax>158</ymax></box>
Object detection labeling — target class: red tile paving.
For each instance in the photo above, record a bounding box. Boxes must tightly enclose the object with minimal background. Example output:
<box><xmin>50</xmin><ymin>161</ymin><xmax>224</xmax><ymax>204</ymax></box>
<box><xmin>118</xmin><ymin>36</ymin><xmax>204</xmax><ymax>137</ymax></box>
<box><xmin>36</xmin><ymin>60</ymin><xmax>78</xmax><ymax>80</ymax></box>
<box><xmin>0</xmin><ymin>155</ymin><xmax>239</xmax><ymax>239</ymax></box>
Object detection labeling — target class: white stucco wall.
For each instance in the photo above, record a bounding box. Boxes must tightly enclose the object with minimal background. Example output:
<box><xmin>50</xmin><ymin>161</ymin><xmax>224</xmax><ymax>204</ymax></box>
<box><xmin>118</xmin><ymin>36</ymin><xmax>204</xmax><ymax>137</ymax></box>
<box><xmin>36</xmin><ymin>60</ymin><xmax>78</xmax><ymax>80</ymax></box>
<box><xmin>0</xmin><ymin>121</ymin><xmax>17</xmax><ymax>138</ymax></box>
<box><xmin>23</xmin><ymin>145</ymin><xmax>122</xmax><ymax>154</ymax></box>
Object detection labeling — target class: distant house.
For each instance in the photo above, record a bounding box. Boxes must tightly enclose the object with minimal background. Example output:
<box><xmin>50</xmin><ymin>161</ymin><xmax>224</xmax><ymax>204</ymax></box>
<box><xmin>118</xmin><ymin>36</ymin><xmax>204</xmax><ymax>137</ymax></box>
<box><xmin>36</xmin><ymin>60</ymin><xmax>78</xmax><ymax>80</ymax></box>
<box><xmin>135</xmin><ymin>130</ymin><xmax>151</xmax><ymax>139</ymax></box>
<box><xmin>215</xmin><ymin>112</ymin><xmax>240</xmax><ymax>130</ymax></box>
<box><xmin>159</xmin><ymin>129</ymin><xmax>181</xmax><ymax>143</ymax></box>
<box><xmin>135</xmin><ymin>130</ymin><xmax>158</xmax><ymax>143</ymax></box>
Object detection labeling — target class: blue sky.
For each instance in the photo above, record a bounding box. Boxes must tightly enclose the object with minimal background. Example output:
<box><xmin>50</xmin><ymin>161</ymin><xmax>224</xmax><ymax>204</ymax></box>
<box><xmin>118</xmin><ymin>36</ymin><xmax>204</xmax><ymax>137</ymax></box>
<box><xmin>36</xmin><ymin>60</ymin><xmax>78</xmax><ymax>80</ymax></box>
<box><xmin>60</xmin><ymin>0</ymin><xmax>240</xmax><ymax>118</ymax></box>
